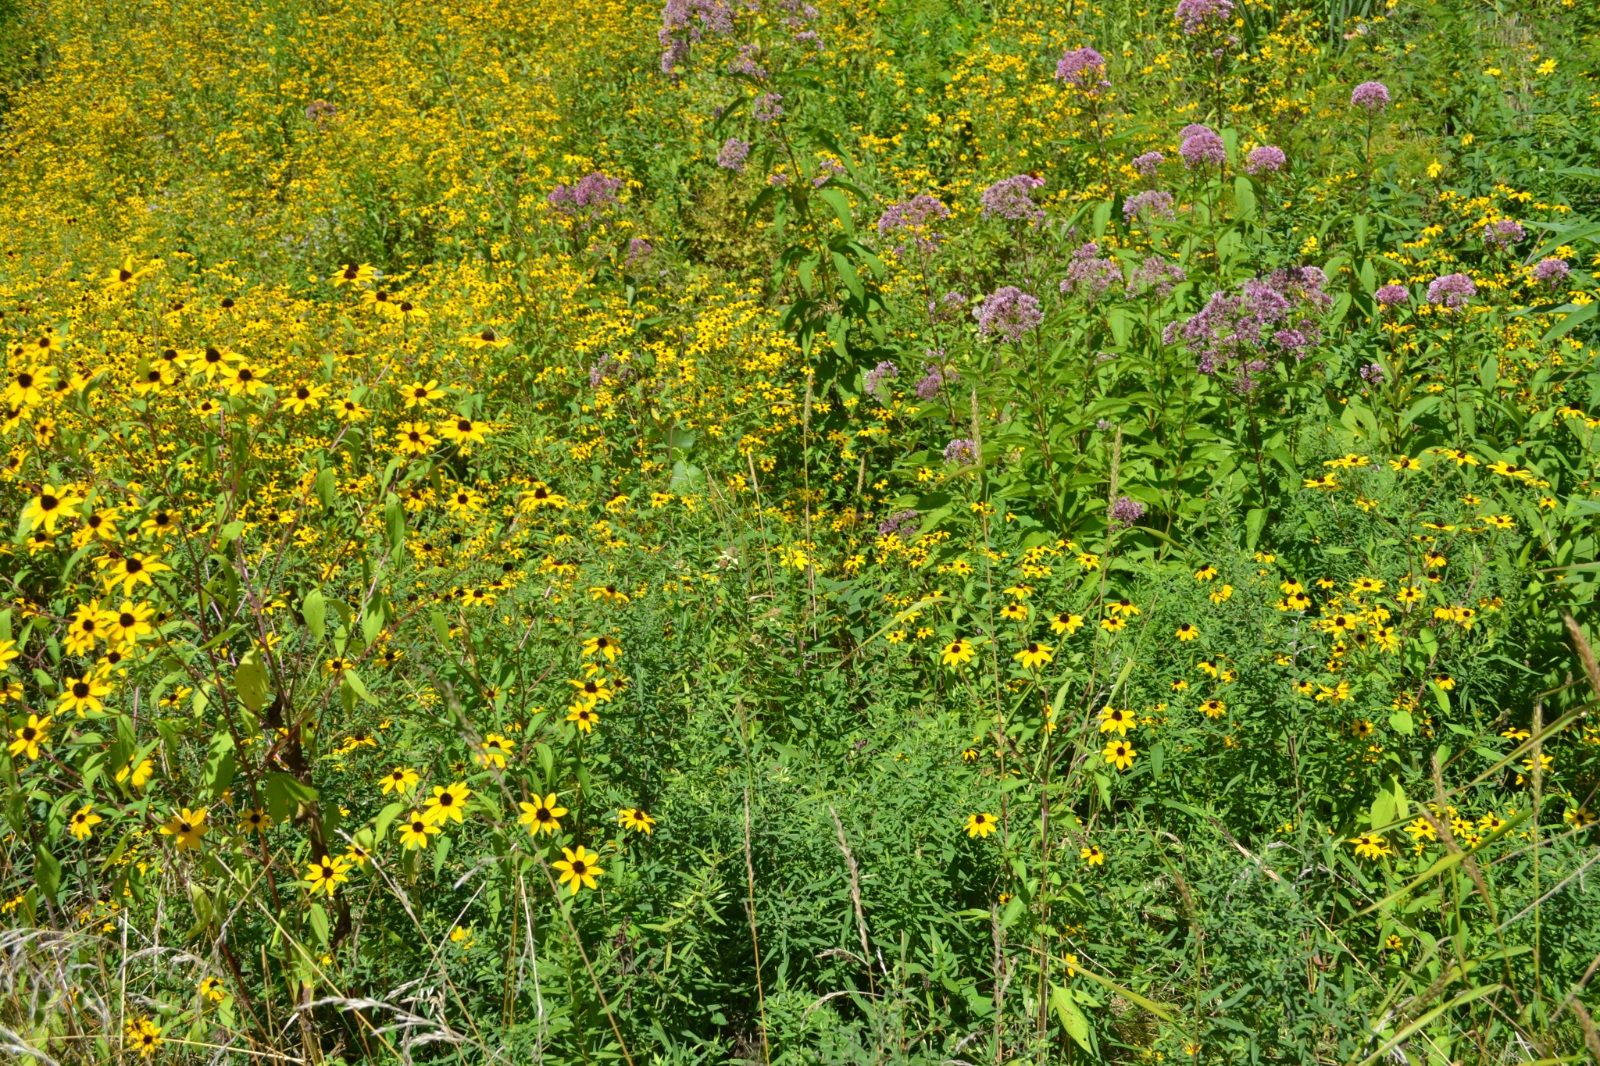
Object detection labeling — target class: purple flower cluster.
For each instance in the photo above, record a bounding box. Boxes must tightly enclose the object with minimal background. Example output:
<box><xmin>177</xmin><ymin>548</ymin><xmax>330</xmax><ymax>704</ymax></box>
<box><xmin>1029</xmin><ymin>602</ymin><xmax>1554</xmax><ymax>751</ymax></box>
<box><xmin>717</xmin><ymin>137</ymin><xmax>751</xmax><ymax>172</ymax></box>
<box><xmin>876</xmin><ymin>509</ymin><xmax>919</xmax><ymax>537</ymax></box>
<box><xmin>980</xmin><ymin>174</ymin><xmax>1046</xmax><ymax>223</ymax></box>
<box><xmin>915</xmin><ymin>359</ymin><xmax>958</xmax><ymax>399</ymax></box>
<box><xmin>730</xmin><ymin>43</ymin><xmax>766</xmax><ymax>79</ymax></box>
<box><xmin>974</xmin><ymin>286</ymin><xmax>1043</xmax><ymax>342</ymax></box>
<box><xmin>1108</xmin><ymin>495</ymin><xmax>1146</xmax><ymax>529</ymax></box>
<box><xmin>1163</xmin><ymin>266</ymin><xmax>1332</xmax><ymax>392</ymax></box>
<box><xmin>1350</xmin><ymin>81</ymin><xmax>1390</xmax><ymax>112</ymax></box>
<box><xmin>1123</xmin><ymin>189</ymin><xmax>1176</xmax><ymax>223</ymax></box>
<box><xmin>1055</xmin><ymin>47</ymin><xmax>1109</xmax><ymax>90</ymax></box>
<box><xmin>812</xmin><ymin>158</ymin><xmax>844</xmax><ymax>186</ymax></box>
<box><xmin>1244</xmin><ymin>145</ymin><xmax>1286</xmax><ymax>175</ymax></box>
<box><xmin>928</xmin><ymin>294</ymin><xmax>966</xmax><ymax>322</ymax></box>
<box><xmin>1532</xmin><ymin>258</ymin><xmax>1570</xmax><ymax>289</ymax></box>
<box><xmin>1175</xmin><ymin>0</ymin><xmax>1233</xmax><ymax>34</ymax></box>
<box><xmin>1483</xmin><ymin>219</ymin><xmax>1525</xmax><ymax>250</ymax></box>
<box><xmin>864</xmin><ymin>360</ymin><xmax>898</xmax><ymax>395</ymax></box>
<box><xmin>659</xmin><ymin>0</ymin><xmax>734</xmax><ymax>74</ymax></box>
<box><xmin>752</xmin><ymin>92</ymin><xmax>785</xmax><ymax>123</ymax></box>
<box><xmin>1132</xmin><ymin>256</ymin><xmax>1187</xmax><ymax>298</ymax></box>
<box><xmin>1060</xmin><ymin>242</ymin><xmax>1122</xmax><ymax>302</ymax></box>
<box><xmin>1131</xmin><ymin>151</ymin><xmax>1165</xmax><ymax>177</ymax></box>
<box><xmin>588</xmin><ymin>353</ymin><xmax>636</xmax><ymax>387</ymax></box>
<box><xmin>1374</xmin><ymin>284</ymin><xmax>1409</xmax><ymax>307</ymax></box>
<box><xmin>1360</xmin><ymin>362</ymin><xmax>1386</xmax><ymax>384</ymax></box>
<box><xmin>548</xmin><ymin>172</ymin><xmax>624</xmax><ymax>214</ymax></box>
<box><xmin>877</xmin><ymin>194</ymin><xmax>951</xmax><ymax>255</ymax></box>
<box><xmin>1180</xmin><ymin>125</ymin><xmax>1227</xmax><ymax>169</ymax></box>
<box><xmin>1425</xmin><ymin>272</ymin><xmax>1476</xmax><ymax>309</ymax></box>
<box><xmin>626</xmin><ymin>238</ymin><xmax>654</xmax><ymax>268</ymax></box>
<box><xmin>943</xmin><ymin>438</ymin><xmax>979</xmax><ymax>465</ymax></box>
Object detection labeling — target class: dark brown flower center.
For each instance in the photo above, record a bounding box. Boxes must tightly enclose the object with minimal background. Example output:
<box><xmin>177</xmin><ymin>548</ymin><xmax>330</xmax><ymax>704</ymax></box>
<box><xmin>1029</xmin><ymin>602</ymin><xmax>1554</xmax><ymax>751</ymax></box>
<box><xmin>73</xmin><ymin>682</ymin><xmax>90</xmax><ymax>698</ymax></box>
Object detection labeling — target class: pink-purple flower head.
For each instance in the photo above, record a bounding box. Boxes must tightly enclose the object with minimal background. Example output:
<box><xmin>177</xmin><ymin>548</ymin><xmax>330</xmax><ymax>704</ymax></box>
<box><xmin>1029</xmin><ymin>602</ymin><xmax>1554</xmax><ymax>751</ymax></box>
<box><xmin>1108</xmin><ymin>495</ymin><xmax>1146</xmax><ymax>530</ymax></box>
<box><xmin>943</xmin><ymin>438</ymin><xmax>979</xmax><ymax>466</ymax></box>
<box><xmin>877</xmin><ymin>194</ymin><xmax>950</xmax><ymax>255</ymax></box>
<box><xmin>1175</xmin><ymin>0</ymin><xmax>1233</xmax><ymax>35</ymax></box>
<box><xmin>877</xmin><ymin>509</ymin><xmax>919</xmax><ymax>537</ymax></box>
<box><xmin>1244</xmin><ymin>145</ymin><xmax>1286</xmax><ymax>176</ymax></box>
<box><xmin>1133</xmin><ymin>256</ymin><xmax>1186</xmax><ymax>298</ymax></box>
<box><xmin>717</xmin><ymin>137</ymin><xmax>751</xmax><ymax>172</ymax></box>
<box><xmin>1131</xmin><ymin>151</ymin><xmax>1164</xmax><ymax>177</ymax></box>
<box><xmin>1056</xmin><ymin>47</ymin><xmax>1109</xmax><ymax>90</ymax></box>
<box><xmin>864</xmin><ymin>360</ymin><xmax>898</xmax><ymax>397</ymax></box>
<box><xmin>1061</xmin><ymin>242</ymin><xmax>1122</xmax><ymax>302</ymax></box>
<box><xmin>1482</xmin><ymin>219</ymin><xmax>1525</xmax><ymax>250</ymax></box>
<box><xmin>1350</xmin><ymin>81</ymin><xmax>1390</xmax><ymax>112</ymax></box>
<box><xmin>1532</xmin><ymin>258</ymin><xmax>1570</xmax><ymax>290</ymax></box>
<box><xmin>548</xmin><ymin>172</ymin><xmax>624</xmax><ymax>214</ymax></box>
<box><xmin>659</xmin><ymin>0</ymin><xmax>734</xmax><ymax>74</ymax></box>
<box><xmin>980</xmin><ymin>174</ymin><xmax>1046</xmax><ymax>223</ymax></box>
<box><xmin>1374</xmin><ymin>284</ymin><xmax>1409</xmax><ymax>308</ymax></box>
<box><xmin>1124</xmin><ymin>189</ymin><xmax>1176</xmax><ymax>224</ymax></box>
<box><xmin>1180</xmin><ymin>126</ymin><xmax>1227</xmax><ymax>169</ymax></box>
<box><xmin>975</xmin><ymin>286</ymin><xmax>1043</xmax><ymax>342</ymax></box>
<box><xmin>1425</xmin><ymin>272</ymin><xmax>1476</xmax><ymax>309</ymax></box>
<box><xmin>752</xmin><ymin>92</ymin><xmax>785</xmax><ymax>123</ymax></box>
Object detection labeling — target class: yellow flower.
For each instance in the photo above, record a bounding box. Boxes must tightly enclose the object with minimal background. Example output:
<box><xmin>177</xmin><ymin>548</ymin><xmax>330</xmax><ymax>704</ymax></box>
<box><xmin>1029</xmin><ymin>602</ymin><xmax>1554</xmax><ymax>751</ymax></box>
<box><xmin>941</xmin><ymin>638</ymin><xmax>975</xmax><ymax>667</ymax></box>
<box><xmin>1099</xmin><ymin>616</ymin><xmax>1126</xmax><ymax>633</ymax></box>
<box><xmin>1013</xmin><ymin>641</ymin><xmax>1053</xmax><ymax>669</ymax></box>
<box><xmin>160</xmin><ymin>807</ymin><xmax>208</xmax><ymax>851</ymax></box>
<box><xmin>401</xmin><ymin>380</ymin><xmax>446</xmax><ymax>408</ymax></box>
<box><xmin>1350</xmin><ymin>833</ymin><xmax>1392</xmax><ymax>860</ymax></box>
<box><xmin>1175</xmin><ymin>623</ymin><xmax>1198</xmax><ymax>642</ymax></box>
<box><xmin>116</xmin><ymin>757</ymin><xmax>155</xmax><ymax>788</ymax></box>
<box><xmin>964</xmin><ymin>812</ymin><xmax>998</xmax><ymax>838</ymax></box>
<box><xmin>423</xmin><ymin>782</ymin><xmax>472</xmax><ymax>825</ymax></box>
<box><xmin>58</xmin><ymin>673</ymin><xmax>111</xmax><ymax>716</ymax></box>
<box><xmin>518</xmin><ymin>793</ymin><xmax>569</xmax><ymax>836</ymax></box>
<box><xmin>583</xmin><ymin>635</ymin><xmax>623</xmax><ymax>662</ymax></box>
<box><xmin>1194</xmin><ymin>564</ymin><xmax>1218</xmax><ymax>581</ymax></box>
<box><xmin>461</xmin><ymin>327</ymin><xmax>511</xmax><ymax>349</ymax></box>
<box><xmin>476</xmin><ymin>733</ymin><xmax>515</xmax><ymax>769</ymax></box>
<box><xmin>1209</xmin><ymin>584</ymin><xmax>1234</xmax><ymax>605</ymax></box>
<box><xmin>329</xmin><ymin>263</ymin><xmax>376</xmax><ymax>286</ymax></box>
<box><xmin>198</xmin><ymin>975</ymin><xmax>228</xmax><ymax>1003</ymax></box>
<box><xmin>304</xmin><ymin>854</ymin><xmax>352</xmax><ymax>896</ymax></box>
<box><xmin>552</xmin><ymin>845</ymin><xmax>604</xmax><ymax>894</ymax></box>
<box><xmin>398</xmin><ymin>811</ymin><xmax>441</xmax><ymax>850</ymax></box>
<box><xmin>619</xmin><ymin>808</ymin><xmax>656</xmax><ymax>835</ymax></box>
<box><xmin>380</xmin><ymin>767</ymin><xmax>420</xmax><ymax>795</ymax></box>
<box><xmin>1100</xmin><ymin>706</ymin><xmax>1134</xmax><ymax>735</ymax></box>
<box><xmin>1050</xmin><ymin>612</ymin><xmax>1085</xmax><ymax>634</ymax></box>
<box><xmin>22</xmin><ymin>484</ymin><xmax>83</xmax><ymax>534</ymax></box>
<box><xmin>438</xmin><ymin>416</ymin><xmax>490</xmax><ymax>450</ymax></box>
<box><xmin>1103</xmin><ymin>739</ymin><xmax>1137</xmax><ymax>771</ymax></box>
<box><xmin>68</xmin><ymin>805</ymin><xmax>102</xmax><ymax>840</ymax></box>
<box><xmin>105</xmin><ymin>601</ymin><xmax>155</xmax><ymax>646</ymax></box>
<box><xmin>393</xmin><ymin>420</ymin><xmax>437</xmax><ymax>456</ymax></box>
<box><xmin>98</xmin><ymin>553</ymin><xmax>170</xmax><ymax>596</ymax></box>
<box><xmin>1199</xmin><ymin>698</ymin><xmax>1226</xmax><ymax>719</ymax></box>
<box><xmin>1080</xmin><ymin>845</ymin><xmax>1104</xmax><ymax>866</ymax></box>
<box><xmin>566</xmin><ymin>703</ymin><xmax>600</xmax><ymax>733</ymax></box>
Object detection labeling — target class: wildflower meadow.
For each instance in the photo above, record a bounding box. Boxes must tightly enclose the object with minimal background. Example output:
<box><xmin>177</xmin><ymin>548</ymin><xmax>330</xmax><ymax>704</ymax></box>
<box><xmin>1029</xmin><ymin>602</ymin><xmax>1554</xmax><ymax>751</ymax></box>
<box><xmin>2</xmin><ymin>0</ymin><xmax>1600</xmax><ymax>1061</ymax></box>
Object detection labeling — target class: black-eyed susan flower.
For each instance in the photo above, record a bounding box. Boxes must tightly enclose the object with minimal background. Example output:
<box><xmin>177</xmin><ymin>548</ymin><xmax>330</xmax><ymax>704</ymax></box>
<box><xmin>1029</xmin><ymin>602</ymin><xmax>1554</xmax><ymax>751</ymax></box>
<box><xmin>1099</xmin><ymin>706</ymin><xmax>1134</xmax><ymax>735</ymax></box>
<box><xmin>402</xmin><ymin>380</ymin><xmax>446</xmax><ymax>408</ymax></box>
<box><xmin>22</xmin><ymin>483</ymin><xmax>83</xmax><ymax>534</ymax></box>
<box><xmin>619</xmin><ymin>808</ymin><xmax>656</xmax><ymax>835</ymax></box>
<box><xmin>461</xmin><ymin>327</ymin><xmax>511</xmax><ymax>349</ymax></box>
<box><xmin>964</xmin><ymin>812</ymin><xmax>998</xmax><ymax>838</ymax></box>
<box><xmin>1013</xmin><ymin>641</ymin><xmax>1052</xmax><ymax>669</ymax></box>
<box><xmin>1349</xmin><ymin>833</ymin><xmax>1391</xmax><ymax>860</ymax></box>
<box><xmin>58</xmin><ymin>673</ymin><xmax>111</xmax><ymax>716</ymax></box>
<box><xmin>477</xmin><ymin>734</ymin><xmax>515</xmax><ymax>769</ymax></box>
<box><xmin>999</xmin><ymin>603</ymin><xmax>1028</xmax><ymax>622</ymax></box>
<box><xmin>329</xmin><ymin>263</ymin><xmax>375</xmax><ymax>286</ymax></box>
<box><xmin>398</xmin><ymin>812</ymin><xmax>440</xmax><ymax>850</ymax></box>
<box><xmin>423</xmin><ymin>782</ymin><xmax>471</xmax><ymax>825</ymax></box>
<box><xmin>1194</xmin><ymin>563</ymin><xmax>1218</xmax><ymax>581</ymax></box>
<box><xmin>394</xmin><ymin>420</ymin><xmax>437</xmax><ymax>456</ymax></box>
<box><xmin>566</xmin><ymin>704</ymin><xmax>600</xmax><ymax>733</ymax></box>
<box><xmin>160</xmin><ymin>807</ymin><xmax>208</xmax><ymax>850</ymax></box>
<box><xmin>553</xmin><ymin>845</ymin><xmax>603</xmax><ymax>894</ymax></box>
<box><xmin>1099</xmin><ymin>616</ymin><xmax>1126</xmax><ymax>633</ymax></box>
<box><xmin>68</xmin><ymin>805</ymin><xmax>101</xmax><ymax>840</ymax></box>
<box><xmin>519</xmin><ymin>793</ymin><xmax>568</xmax><ymax>836</ymax></box>
<box><xmin>98</xmin><ymin>553</ymin><xmax>169</xmax><ymax>596</ymax></box>
<box><xmin>1080</xmin><ymin>844</ymin><xmax>1104</xmax><ymax>866</ymax></box>
<box><xmin>116</xmin><ymin>757</ymin><xmax>154</xmax><ymax>787</ymax></box>
<box><xmin>126</xmin><ymin>1018</ymin><xmax>163</xmax><ymax>1058</ymax></box>
<box><xmin>239</xmin><ymin>808</ymin><xmax>271</xmax><ymax>833</ymax></box>
<box><xmin>198</xmin><ymin>975</ymin><xmax>227</xmax><ymax>1003</ymax></box>
<box><xmin>1175</xmin><ymin>623</ymin><xmax>1198</xmax><ymax>641</ymax></box>
<box><xmin>439</xmin><ymin>416</ymin><xmax>489</xmax><ymax>450</ymax></box>
<box><xmin>583</xmin><ymin>635</ymin><xmax>623</xmax><ymax>661</ymax></box>
<box><xmin>941</xmin><ymin>638</ymin><xmax>975</xmax><ymax>667</ymax></box>
<box><xmin>1106</xmin><ymin>597</ymin><xmax>1140</xmax><ymax>617</ymax></box>
<box><xmin>1103</xmin><ymin>739</ymin><xmax>1137</xmax><ymax>770</ymax></box>
<box><xmin>304</xmin><ymin>854</ymin><xmax>351</xmax><ymax>896</ymax></box>
<box><xmin>1050</xmin><ymin>612</ymin><xmax>1084</xmax><ymax>634</ymax></box>
<box><xmin>1199</xmin><ymin>698</ymin><xmax>1226</xmax><ymax>719</ymax></box>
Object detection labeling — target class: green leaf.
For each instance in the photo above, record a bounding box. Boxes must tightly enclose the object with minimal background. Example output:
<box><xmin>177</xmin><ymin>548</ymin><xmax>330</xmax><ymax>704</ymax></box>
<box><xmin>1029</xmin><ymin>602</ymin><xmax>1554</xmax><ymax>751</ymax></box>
<box><xmin>1050</xmin><ymin>983</ymin><xmax>1093</xmax><ymax>1052</ymax></box>
<box><xmin>816</xmin><ymin>187</ymin><xmax>854</xmax><ymax>236</ymax></box>
<box><xmin>264</xmin><ymin>772</ymin><xmax>317</xmax><ymax>825</ymax></box>
<box><xmin>201</xmin><ymin>730</ymin><xmax>236</xmax><ymax>800</ymax></box>
<box><xmin>34</xmin><ymin>845</ymin><xmax>60</xmax><ymax>902</ymax></box>
<box><xmin>1233</xmin><ymin>176</ymin><xmax>1256</xmax><ymax>220</ymax></box>
<box><xmin>341</xmin><ymin>669</ymin><xmax>377</xmax><ymax>705</ymax></box>
<box><xmin>302</xmin><ymin>588</ymin><xmax>326</xmax><ymax>641</ymax></box>
<box><xmin>1388</xmin><ymin>710</ymin><xmax>1414</xmax><ymax>736</ymax></box>
<box><xmin>307</xmin><ymin>902</ymin><xmax>330</xmax><ymax>947</ymax></box>
<box><xmin>235</xmin><ymin>648</ymin><xmax>273</xmax><ymax>712</ymax></box>
<box><xmin>374</xmin><ymin>801</ymin><xmax>407</xmax><ymax>842</ymax></box>
<box><xmin>1542</xmin><ymin>301</ymin><xmax>1595</xmax><ymax>343</ymax></box>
